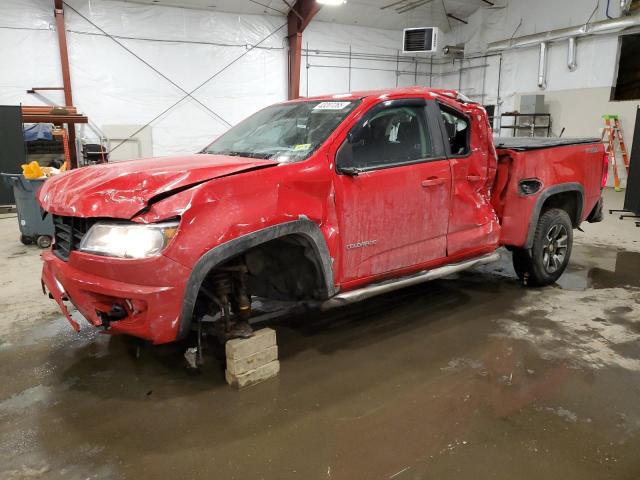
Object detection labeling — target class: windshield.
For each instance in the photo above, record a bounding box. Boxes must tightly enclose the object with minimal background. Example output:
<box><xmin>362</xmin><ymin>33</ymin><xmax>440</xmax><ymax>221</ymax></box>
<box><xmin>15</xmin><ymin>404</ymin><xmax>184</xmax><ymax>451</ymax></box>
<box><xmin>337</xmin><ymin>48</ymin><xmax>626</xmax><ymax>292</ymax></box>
<box><xmin>203</xmin><ymin>100</ymin><xmax>361</xmax><ymax>162</ymax></box>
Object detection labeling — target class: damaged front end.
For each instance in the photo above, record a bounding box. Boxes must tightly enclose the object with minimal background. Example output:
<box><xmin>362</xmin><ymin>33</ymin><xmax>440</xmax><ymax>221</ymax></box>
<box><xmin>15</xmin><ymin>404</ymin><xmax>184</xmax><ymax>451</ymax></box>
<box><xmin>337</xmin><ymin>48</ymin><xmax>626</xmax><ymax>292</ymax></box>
<box><xmin>38</xmin><ymin>154</ymin><xmax>280</xmax><ymax>344</ymax></box>
<box><xmin>40</xmin><ymin>222</ymin><xmax>192</xmax><ymax>343</ymax></box>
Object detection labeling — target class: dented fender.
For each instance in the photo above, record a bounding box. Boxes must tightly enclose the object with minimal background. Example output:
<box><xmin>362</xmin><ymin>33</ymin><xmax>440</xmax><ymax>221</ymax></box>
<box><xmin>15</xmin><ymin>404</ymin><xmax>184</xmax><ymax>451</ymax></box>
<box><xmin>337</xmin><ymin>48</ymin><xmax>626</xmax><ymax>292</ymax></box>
<box><xmin>38</xmin><ymin>154</ymin><xmax>279</xmax><ymax>219</ymax></box>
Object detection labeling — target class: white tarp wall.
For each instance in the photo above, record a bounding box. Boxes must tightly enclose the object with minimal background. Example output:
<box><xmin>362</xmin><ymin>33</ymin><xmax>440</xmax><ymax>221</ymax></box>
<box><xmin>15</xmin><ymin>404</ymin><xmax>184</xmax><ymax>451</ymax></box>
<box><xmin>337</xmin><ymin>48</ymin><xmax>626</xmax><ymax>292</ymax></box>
<box><xmin>299</xmin><ymin>22</ymin><xmax>471</xmax><ymax>98</ymax></box>
<box><xmin>3</xmin><ymin>0</ymin><xmax>636</xmax><ymax>162</ymax></box>
<box><xmin>1</xmin><ymin>0</ymin><xmax>287</xmax><ymax>157</ymax></box>
<box><xmin>300</xmin><ymin>22</ymin><xmax>410</xmax><ymax>97</ymax></box>
<box><xmin>1</xmin><ymin>0</ymin><xmax>443</xmax><ymax>159</ymax></box>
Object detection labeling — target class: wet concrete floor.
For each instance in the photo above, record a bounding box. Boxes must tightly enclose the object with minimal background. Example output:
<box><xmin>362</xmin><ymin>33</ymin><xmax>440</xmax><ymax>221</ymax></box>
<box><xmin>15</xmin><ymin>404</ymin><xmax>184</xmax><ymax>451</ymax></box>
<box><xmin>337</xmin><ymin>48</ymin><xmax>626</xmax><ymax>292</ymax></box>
<box><xmin>1</xmin><ymin>244</ymin><xmax>640</xmax><ymax>479</ymax></box>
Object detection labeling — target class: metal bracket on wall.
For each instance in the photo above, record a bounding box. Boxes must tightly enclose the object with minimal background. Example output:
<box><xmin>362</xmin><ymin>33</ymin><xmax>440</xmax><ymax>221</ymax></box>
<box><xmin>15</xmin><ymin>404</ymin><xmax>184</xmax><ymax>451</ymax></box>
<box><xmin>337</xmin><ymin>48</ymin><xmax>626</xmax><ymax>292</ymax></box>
<box><xmin>583</xmin><ymin>1</ymin><xmax>599</xmax><ymax>32</ymax></box>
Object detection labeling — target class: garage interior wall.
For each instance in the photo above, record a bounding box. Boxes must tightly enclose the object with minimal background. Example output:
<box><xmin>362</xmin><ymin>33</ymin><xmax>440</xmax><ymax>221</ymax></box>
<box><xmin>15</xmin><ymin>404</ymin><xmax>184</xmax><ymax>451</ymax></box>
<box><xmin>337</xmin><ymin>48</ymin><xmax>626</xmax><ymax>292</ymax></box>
<box><xmin>300</xmin><ymin>22</ymin><xmax>416</xmax><ymax>96</ymax></box>
<box><xmin>1</xmin><ymin>0</ymin><xmax>288</xmax><ymax>157</ymax></box>
<box><xmin>1</xmin><ymin>0</ymin><xmax>433</xmax><ymax>158</ymax></box>
<box><xmin>297</xmin><ymin>1</ymin><xmax>639</xmax><ymax>153</ymax></box>
<box><xmin>299</xmin><ymin>22</ymin><xmax>496</xmax><ymax>101</ymax></box>
<box><xmin>443</xmin><ymin>0</ymin><xmax>639</xmax><ymax>147</ymax></box>
<box><xmin>2</xmin><ymin>0</ymin><xmax>638</xmax><ymax>161</ymax></box>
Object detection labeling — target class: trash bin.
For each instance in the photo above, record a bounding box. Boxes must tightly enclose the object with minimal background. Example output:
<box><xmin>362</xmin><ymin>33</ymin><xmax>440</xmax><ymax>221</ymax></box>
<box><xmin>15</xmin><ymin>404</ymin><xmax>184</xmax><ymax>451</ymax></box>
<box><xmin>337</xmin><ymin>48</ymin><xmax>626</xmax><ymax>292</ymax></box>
<box><xmin>1</xmin><ymin>173</ymin><xmax>54</xmax><ymax>248</ymax></box>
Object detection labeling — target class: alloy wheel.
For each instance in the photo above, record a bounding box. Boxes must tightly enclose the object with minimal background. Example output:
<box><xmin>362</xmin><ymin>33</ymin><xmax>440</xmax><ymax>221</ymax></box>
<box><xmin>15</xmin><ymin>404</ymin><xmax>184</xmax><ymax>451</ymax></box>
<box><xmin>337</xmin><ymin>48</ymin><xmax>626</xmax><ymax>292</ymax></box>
<box><xmin>542</xmin><ymin>223</ymin><xmax>568</xmax><ymax>273</ymax></box>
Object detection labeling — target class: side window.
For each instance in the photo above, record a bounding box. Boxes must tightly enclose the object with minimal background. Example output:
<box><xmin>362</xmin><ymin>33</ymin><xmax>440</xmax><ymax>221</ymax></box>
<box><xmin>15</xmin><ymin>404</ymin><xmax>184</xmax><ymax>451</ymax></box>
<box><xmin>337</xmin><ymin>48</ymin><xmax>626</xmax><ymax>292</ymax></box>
<box><xmin>337</xmin><ymin>105</ymin><xmax>432</xmax><ymax>170</ymax></box>
<box><xmin>440</xmin><ymin>107</ymin><xmax>470</xmax><ymax>156</ymax></box>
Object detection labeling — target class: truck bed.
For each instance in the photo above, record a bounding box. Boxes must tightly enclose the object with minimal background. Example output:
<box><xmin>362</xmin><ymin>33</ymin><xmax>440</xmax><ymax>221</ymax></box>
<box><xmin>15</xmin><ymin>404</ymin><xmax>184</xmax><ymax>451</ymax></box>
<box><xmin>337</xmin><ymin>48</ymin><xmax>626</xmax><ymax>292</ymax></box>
<box><xmin>491</xmin><ymin>137</ymin><xmax>604</xmax><ymax>248</ymax></box>
<box><xmin>494</xmin><ymin>137</ymin><xmax>601</xmax><ymax>151</ymax></box>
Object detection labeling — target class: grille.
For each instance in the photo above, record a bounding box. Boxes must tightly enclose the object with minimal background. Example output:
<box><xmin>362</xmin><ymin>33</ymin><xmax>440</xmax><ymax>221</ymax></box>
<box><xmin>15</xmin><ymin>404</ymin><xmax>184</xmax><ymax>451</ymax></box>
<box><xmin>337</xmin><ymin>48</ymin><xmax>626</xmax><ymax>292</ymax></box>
<box><xmin>52</xmin><ymin>215</ymin><xmax>95</xmax><ymax>261</ymax></box>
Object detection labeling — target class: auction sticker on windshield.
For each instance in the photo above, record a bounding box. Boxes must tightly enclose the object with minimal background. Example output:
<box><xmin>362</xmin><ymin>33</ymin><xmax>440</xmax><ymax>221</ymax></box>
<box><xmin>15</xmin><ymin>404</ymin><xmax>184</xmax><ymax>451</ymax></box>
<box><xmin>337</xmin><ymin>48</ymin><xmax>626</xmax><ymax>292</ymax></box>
<box><xmin>313</xmin><ymin>102</ymin><xmax>351</xmax><ymax>110</ymax></box>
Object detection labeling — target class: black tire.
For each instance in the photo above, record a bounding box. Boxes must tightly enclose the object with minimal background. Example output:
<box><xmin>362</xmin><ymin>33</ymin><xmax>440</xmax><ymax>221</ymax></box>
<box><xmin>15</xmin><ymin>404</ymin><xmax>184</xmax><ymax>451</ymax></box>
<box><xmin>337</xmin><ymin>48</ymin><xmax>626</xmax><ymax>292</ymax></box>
<box><xmin>36</xmin><ymin>235</ymin><xmax>52</xmax><ymax>249</ymax></box>
<box><xmin>20</xmin><ymin>235</ymin><xmax>33</xmax><ymax>245</ymax></box>
<box><xmin>512</xmin><ymin>208</ymin><xmax>573</xmax><ymax>286</ymax></box>
<box><xmin>511</xmin><ymin>248</ymin><xmax>530</xmax><ymax>282</ymax></box>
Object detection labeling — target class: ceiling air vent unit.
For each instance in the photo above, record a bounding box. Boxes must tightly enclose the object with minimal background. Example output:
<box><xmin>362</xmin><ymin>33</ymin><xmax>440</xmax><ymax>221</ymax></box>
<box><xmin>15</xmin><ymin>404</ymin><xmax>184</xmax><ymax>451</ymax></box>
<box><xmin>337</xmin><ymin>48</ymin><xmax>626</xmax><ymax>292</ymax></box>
<box><xmin>403</xmin><ymin>27</ymin><xmax>440</xmax><ymax>54</ymax></box>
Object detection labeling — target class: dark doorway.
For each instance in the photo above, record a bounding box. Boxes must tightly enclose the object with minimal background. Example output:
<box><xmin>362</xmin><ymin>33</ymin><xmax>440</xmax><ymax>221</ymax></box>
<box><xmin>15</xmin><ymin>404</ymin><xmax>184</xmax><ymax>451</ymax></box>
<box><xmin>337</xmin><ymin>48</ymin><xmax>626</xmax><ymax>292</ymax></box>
<box><xmin>612</xmin><ymin>33</ymin><xmax>640</xmax><ymax>101</ymax></box>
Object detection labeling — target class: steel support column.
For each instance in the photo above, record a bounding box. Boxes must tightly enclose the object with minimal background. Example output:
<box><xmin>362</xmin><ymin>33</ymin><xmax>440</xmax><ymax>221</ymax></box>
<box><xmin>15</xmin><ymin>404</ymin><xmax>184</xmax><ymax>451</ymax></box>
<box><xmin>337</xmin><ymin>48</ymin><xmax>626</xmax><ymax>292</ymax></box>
<box><xmin>287</xmin><ymin>0</ymin><xmax>321</xmax><ymax>100</ymax></box>
<box><xmin>54</xmin><ymin>0</ymin><xmax>78</xmax><ymax>168</ymax></box>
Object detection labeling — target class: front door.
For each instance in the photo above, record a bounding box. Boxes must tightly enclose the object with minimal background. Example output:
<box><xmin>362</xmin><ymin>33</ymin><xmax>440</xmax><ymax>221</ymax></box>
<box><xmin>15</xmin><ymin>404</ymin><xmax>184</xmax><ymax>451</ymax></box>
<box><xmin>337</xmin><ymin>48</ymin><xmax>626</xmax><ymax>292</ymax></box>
<box><xmin>333</xmin><ymin>99</ymin><xmax>452</xmax><ymax>284</ymax></box>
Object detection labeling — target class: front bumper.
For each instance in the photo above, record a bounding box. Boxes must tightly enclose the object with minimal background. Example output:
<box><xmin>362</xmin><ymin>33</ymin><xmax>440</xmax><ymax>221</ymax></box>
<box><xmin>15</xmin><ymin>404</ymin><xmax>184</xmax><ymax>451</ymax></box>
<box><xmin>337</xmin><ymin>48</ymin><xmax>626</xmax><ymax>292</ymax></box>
<box><xmin>41</xmin><ymin>250</ymin><xmax>191</xmax><ymax>344</ymax></box>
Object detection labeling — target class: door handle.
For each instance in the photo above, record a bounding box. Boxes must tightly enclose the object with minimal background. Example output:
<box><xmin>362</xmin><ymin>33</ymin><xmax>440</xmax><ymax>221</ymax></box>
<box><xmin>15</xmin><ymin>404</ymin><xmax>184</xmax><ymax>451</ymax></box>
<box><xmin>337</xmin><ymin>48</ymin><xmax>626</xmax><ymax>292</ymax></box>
<box><xmin>467</xmin><ymin>175</ymin><xmax>482</xmax><ymax>182</ymax></box>
<box><xmin>421</xmin><ymin>178</ymin><xmax>446</xmax><ymax>187</ymax></box>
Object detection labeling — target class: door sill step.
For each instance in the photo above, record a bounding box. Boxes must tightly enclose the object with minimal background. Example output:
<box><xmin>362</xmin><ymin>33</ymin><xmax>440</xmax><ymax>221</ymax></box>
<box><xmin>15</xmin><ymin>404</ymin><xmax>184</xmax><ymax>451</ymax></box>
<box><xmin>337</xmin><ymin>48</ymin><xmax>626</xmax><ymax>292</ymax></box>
<box><xmin>321</xmin><ymin>251</ymin><xmax>501</xmax><ymax>310</ymax></box>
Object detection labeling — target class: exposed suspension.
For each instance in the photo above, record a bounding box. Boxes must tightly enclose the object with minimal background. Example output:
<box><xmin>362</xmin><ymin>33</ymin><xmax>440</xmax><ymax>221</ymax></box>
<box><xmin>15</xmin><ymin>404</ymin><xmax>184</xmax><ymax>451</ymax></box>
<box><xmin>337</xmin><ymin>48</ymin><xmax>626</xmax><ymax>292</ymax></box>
<box><xmin>186</xmin><ymin>260</ymin><xmax>254</xmax><ymax>368</ymax></box>
<box><xmin>208</xmin><ymin>261</ymin><xmax>254</xmax><ymax>341</ymax></box>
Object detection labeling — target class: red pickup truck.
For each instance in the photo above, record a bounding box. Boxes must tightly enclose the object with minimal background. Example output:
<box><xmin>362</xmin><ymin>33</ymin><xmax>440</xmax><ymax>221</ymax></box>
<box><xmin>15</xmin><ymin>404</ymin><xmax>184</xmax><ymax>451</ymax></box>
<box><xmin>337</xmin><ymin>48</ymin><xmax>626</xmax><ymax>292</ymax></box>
<box><xmin>38</xmin><ymin>87</ymin><xmax>606</xmax><ymax>345</ymax></box>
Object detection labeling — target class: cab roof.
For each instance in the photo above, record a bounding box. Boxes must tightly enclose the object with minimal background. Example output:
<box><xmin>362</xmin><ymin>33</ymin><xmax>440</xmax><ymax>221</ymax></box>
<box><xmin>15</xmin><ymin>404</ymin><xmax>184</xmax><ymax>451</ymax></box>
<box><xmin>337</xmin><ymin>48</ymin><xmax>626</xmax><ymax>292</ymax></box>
<box><xmin>287</xmin><ymin>87</ymin><xmax>468</xmax><ymax>104</ymax></box>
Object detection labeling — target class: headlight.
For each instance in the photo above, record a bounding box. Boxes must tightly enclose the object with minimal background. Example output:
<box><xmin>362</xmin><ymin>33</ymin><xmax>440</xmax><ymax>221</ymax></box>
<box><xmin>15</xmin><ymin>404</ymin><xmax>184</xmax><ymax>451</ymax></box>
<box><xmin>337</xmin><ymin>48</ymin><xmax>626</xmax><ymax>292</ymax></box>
<box><xmin>79</xmin><ymin>221</ymin><xmax>179</xmax><ymax>259</ymax></box>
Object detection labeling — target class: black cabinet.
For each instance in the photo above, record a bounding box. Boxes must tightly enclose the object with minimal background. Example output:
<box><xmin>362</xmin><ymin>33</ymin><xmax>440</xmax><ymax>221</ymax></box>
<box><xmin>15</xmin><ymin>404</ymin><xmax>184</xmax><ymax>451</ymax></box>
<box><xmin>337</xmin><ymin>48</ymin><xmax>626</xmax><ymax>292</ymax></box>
<box><xmin>0</xmin><ymin>106</ymin><xmax>27</xmax><ymax>205</ymax></box>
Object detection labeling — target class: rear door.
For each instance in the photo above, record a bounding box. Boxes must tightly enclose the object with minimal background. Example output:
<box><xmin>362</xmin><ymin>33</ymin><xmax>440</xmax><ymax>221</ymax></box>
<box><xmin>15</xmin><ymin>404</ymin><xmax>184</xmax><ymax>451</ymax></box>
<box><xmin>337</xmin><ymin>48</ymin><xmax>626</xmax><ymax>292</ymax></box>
<box><xmin>333</xmin><ymin>98</ymin><xmax>451</xmax><ymax>284</ymax></box>
<box><xmin>436</xmin><ymin>102</ymin><xmax>500</xmax><ymax>256</ymax></box>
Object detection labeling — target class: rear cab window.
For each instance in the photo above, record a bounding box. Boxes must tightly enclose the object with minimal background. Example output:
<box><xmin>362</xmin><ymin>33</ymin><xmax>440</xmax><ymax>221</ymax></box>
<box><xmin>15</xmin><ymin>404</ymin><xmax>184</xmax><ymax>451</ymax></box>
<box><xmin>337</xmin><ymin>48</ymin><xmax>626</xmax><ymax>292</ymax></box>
<box><xmin>439</xmin><ymin>105</ymin><xmax>470</xmax><ymax>156</ymax></box>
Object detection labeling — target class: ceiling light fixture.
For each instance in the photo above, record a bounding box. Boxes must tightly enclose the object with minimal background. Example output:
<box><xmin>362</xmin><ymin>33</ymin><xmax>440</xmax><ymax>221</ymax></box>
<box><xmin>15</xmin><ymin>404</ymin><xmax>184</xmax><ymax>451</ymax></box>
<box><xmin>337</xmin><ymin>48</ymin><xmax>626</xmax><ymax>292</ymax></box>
<box><xmin>316</xmin><ymin>0</ymin><xmax>346</xmax><ymax>6</ymax></box>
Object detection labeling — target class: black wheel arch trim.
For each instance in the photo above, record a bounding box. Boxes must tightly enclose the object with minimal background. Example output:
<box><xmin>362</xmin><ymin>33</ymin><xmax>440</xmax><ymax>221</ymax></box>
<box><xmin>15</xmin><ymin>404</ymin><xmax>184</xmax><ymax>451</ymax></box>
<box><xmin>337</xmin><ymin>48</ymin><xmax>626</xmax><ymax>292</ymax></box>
<box><xmin>177</xmin><ymin>218</ymin><xmax>335</xmax><ymax>340</ymax></box>
<box><xmin>524</xmin><ymin>182</ymin><xmax>584</xmax><ymax>249</ymax></box>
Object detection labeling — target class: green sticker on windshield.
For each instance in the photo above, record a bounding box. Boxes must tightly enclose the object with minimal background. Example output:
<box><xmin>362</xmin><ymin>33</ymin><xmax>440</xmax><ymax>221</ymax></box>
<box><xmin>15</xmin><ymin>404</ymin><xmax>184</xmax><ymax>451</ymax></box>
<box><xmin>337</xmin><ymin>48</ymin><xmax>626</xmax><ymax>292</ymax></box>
<box><xmin>293</xmin><ymin>143</ymin><xmax>312</xmax><ymax>151</ymax></box>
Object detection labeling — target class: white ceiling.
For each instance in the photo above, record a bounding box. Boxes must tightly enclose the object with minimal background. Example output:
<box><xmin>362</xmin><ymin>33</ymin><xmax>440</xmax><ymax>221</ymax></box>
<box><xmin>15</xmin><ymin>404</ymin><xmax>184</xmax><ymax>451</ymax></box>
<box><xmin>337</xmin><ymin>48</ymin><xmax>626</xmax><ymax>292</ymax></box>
<box><xmin>121</xmin><ymin>0</ymin><xmax>495</xmax><ymax>31</ymax></box>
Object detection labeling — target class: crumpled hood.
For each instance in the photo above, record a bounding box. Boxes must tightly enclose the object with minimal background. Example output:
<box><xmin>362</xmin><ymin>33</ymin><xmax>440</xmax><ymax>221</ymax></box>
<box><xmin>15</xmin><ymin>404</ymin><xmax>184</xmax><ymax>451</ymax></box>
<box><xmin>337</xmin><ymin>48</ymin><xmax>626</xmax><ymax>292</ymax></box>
<box><xmin>38</xmin><ymin>154</ymin><xmax>278</xmax><ymax>219</ymax></box>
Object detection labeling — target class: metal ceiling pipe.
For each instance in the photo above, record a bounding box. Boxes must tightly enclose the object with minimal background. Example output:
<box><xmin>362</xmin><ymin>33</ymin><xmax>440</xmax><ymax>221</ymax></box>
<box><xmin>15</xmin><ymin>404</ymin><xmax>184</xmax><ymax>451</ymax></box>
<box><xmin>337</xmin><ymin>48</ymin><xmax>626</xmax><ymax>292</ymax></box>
<box><xmin>538</xmin><ymin>42</ymin><xmax>548</xmax><ymax>89</ymax></box>
<box><xmin>487</xmin><ymin>15</ymin><xmax>640</xmax><ymax>51</ymax></box>
<box><xmin>567</xmin><ymin>36</ymin><xmax>578</xmax><ymax>71</ymax></box>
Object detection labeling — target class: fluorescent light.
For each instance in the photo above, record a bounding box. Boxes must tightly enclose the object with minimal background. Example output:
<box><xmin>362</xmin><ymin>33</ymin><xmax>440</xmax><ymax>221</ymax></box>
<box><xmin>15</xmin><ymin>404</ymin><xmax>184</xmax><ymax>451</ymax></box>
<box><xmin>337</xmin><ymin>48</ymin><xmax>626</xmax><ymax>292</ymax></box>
<box><xmin>316</xmin><ymin>0</ymin><xmax>345</xmax><ymax>5</ymax></box>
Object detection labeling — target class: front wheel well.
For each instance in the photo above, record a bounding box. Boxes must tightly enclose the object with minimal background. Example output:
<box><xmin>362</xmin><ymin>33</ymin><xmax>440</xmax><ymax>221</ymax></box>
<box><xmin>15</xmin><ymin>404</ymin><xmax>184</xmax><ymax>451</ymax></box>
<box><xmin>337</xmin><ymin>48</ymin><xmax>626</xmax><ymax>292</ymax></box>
<box><xmin>177</xmin><ymin>220</ymin><xmax>335</xmax><ymax>340</ymax></box>
<box><xmin>191</xmin><ymin>233</ymin><xmax>328</xmax><ymax>320</ymax></box>
<box><xmin>242</xmin><ymin>234</ymin><xmax>329</xmax><ymax>301</ymax></box>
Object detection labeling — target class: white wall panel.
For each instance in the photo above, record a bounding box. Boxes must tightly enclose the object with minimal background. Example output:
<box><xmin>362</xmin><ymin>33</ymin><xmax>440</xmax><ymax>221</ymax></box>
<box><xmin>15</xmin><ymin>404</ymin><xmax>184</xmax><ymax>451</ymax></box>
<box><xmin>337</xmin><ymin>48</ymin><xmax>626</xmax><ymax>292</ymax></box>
<box><xmin>300</xmin><ymin>21</ymin><xmax>406</xmax><ymax>97</ymax></box>
<box><xmin>3</xmin><ymin>0</ymin><xmax>634</xmax><ymax>158</ymax></box>
<box><xmin>2</xmin><ymin>1</ymin><xmax>412</xmax><ymax>158</ymax></box>
<box><xmin>1</xmin><ymin>0</ymin><xmax>287</xmax><ymax>157</ymax></box>
<box><xmin>0</xmin><ymin>0</ymin><xmax>63</xmax><ymax>107</ymax></box>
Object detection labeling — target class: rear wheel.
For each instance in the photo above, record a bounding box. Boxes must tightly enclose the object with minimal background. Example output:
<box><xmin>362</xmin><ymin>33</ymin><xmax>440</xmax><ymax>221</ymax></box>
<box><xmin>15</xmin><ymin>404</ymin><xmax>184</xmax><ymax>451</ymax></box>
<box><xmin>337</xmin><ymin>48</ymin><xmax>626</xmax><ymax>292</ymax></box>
<box><xmin>36</xmin><ymin>235</ymin><xmax>52</xmax><ymax>249</ymax></box>
<box><xmin>20</xmin><ymin>235</ymin><xmax>33</xmax><ymax>245</ymax></box>
<box><xmin>512</xmin><ymin>208</ymin><xmax>573</xmax><ymax>286</ymax></box>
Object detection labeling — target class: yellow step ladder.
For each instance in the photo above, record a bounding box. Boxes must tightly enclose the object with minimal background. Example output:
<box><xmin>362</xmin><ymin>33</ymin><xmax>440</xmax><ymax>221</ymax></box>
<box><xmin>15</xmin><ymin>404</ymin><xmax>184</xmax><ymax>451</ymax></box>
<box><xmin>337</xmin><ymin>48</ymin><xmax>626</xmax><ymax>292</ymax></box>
<box><xmin>601</xmin><ymin>114</ymin><xmax>630</xmax><ymax>191</ymax></box>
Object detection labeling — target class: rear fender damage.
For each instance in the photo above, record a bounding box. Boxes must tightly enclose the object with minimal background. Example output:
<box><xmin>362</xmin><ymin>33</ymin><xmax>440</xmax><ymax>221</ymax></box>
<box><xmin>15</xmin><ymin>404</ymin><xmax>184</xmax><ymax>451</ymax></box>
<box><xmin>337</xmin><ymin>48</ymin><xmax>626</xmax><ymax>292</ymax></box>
<box><xmin>524</xmin><ymin>183</ymin><xmax>584</xmax><ymax>249</ymax></box>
